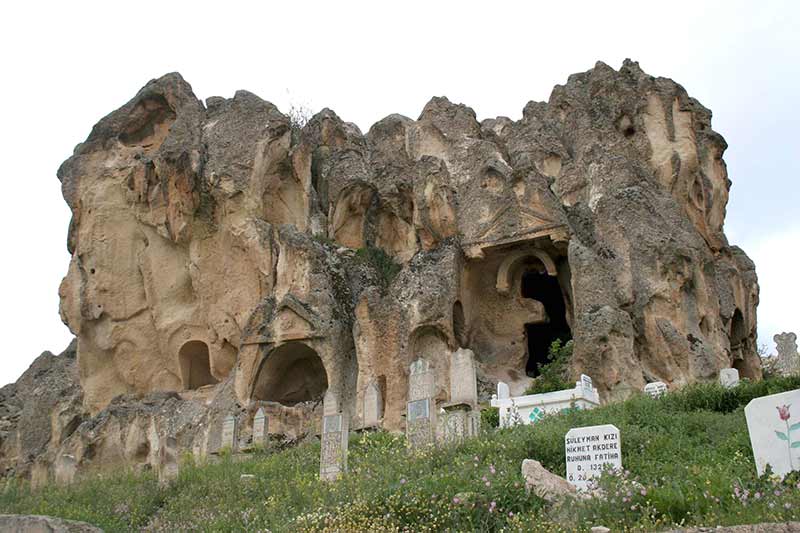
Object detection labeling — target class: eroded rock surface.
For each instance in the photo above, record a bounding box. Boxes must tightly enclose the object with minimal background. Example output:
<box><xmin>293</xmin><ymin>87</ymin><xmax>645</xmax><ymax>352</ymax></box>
<box><xmin>5</xmin><ymin>59</ymin><xmax>761</xmax><ymax>481</ymax></box>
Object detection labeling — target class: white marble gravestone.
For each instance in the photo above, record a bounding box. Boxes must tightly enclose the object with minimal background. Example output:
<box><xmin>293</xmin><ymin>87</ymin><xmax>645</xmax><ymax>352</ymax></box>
<box><xmin>363</xmin><ymin>381</ymin><xmax>383</xmax><ymax>428</ymax></box>
<box><xmin>580</xmin><ymin>374</ymin><xmax>594</xmax><ymax>396</ymax></box>
<box><xmin>644</xmin><ymin>382</ymin><xmax>668</xmax><ymax>399</ymax></box>
<box><xmin>745</xmin><ymin>389</ymin><xmax>800</xmax><ymax>477</ymax></box>
<box><xmin>253</xmin><ymin>408</ymin><xmax>268</xmax><ymax>446</ymax></box>
<box><xmin>221</xmin><ymin>414</ymin><xmax>238</xmax><ymax>452</ymax></box>
<box><xmin>497</xmin><ymin>381</ymin><xmax>510</xmax><ymax>400</ymax></box>
<box><xmin>775</xmin><ymin>332</ymin><xmax>799</xmax><ymax>376</ymax></box>
<box><xmin>565</xmin><ymin>424</ymin><xmax>621</xmax><ymax>491</ymax></box>
<box><xmin>320</xmin><ymin>390</ymin><xmax>349</xmax><ymax>481</ymax></box>
<box><xmin>719</xmin><ymin>368</ymin><xmax>740</xmax><ymax>389</ymax></box>
<box><xmin>406</xmin><ymin>359</ymin><xmax>436</xmax><ymax>448</ymax></box>
<box><xmin>449</xmin><ymin>348</ymin><xmax>478</xmax><ymax>407</ymax></box>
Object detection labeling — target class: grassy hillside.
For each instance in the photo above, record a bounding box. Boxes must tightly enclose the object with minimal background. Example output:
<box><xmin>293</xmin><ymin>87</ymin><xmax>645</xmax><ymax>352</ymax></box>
<box><xmin>2</xmin><ymin>377</ymin><xmax>800</xmax><ymax>532</ymax></box>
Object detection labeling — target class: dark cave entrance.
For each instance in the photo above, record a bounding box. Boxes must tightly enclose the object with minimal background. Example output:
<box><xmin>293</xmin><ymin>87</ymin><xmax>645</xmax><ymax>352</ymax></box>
<box><xmin>179</xmin><ymin>340</ymin><xmax>218</xmax><ymax>390</ymax></box>
<box><xmin>252</xmin><ymin>342</ymin><xmax>329</xmax><ymax>406</ymax></box>
<box><xmin>522</xmin><ymin>270</ymin><xmax>572</xmax><ymax>377</ymax></box>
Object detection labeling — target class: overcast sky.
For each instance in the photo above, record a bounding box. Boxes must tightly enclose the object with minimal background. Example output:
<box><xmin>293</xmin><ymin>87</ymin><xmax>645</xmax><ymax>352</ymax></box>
<box><xmin>1</xmin><ymin>0</ymin><xmax>797</xmax><ymax>385</ymax></box>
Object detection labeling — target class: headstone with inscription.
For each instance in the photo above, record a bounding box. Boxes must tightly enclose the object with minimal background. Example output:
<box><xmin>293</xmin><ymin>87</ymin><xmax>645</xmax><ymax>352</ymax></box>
<box><xmin>643</xmin><ymin>381</ymin><xmax>668</xmax><ymax>399</ymax></box>
<box><xmin>449</xmin><ymin>348</ymin><xmax>478</xmax><ymax>407</ymax></box>
<box><xmin>253</xmin><ymin>408</ymin><xmax>268</xmax><ymax>446</ymax></box>
<box><xmin>363</xmin><ymin>381</ymin><xmax>383</xmax><ymax>428</ymax></box>
<box><xmin>775</xmin><ymin>332</ymin><xmax>799</xmax><ymax>376</ymax></box>
<box><xmin>221</xmin><ymin>414</ymin><xmax>238</xmax><ymax>452</ymax></box>
<box><xmin>744</xmin><ymin>388</ymin><xmax>800</xmax><ymax>477</ymax></box>
<box><xmin>564</xmin><ymin>424</ymin><xmax>621</xmax><ymax>491</ymax></box>
<box><xmin>719</xmin><ymin>368</ymin><xmax>740</xmax><ymax>389</ymax></box>
<box><xmin>406</xmin><ymin>359</ymin><xmax>436</xmax><ymax>448</ymax></box>
<box><xmin>320</xmin><ymin>390</ymin><xmax>349</xmax><ymax>481</ymax></box>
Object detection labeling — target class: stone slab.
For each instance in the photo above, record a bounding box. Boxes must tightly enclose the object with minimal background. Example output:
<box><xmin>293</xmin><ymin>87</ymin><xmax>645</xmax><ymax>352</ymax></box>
<box><xmin>744</xmin><ymin>388</ymin><xmax>800</xmax><ymax>477</ymax></box>
<box><xmin>565</xmin><ymin>424</ymin><xmax>621</xmax><ymax>491</ymax></box>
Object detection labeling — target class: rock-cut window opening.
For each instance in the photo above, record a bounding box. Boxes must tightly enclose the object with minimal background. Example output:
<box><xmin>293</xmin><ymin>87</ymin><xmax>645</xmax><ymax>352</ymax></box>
<box><xmin>179</xmin><ymin>340</ymin><xmax>218</xmax><ymax>390</ymax></box>
<box><xmin>521</xmin><ymin>270</ymin><xmax>572</xmax><ymax>377</ymax></box>
<box><xmin>252</xmin><ymin>342</ymin><xmax>328</xmax><ymax>406</ymax></box>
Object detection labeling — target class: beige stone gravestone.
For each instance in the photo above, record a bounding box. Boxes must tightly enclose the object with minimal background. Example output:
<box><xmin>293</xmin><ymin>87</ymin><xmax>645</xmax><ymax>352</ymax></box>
<box><xmin>320</xmin><ymin>390</ymin><xmax>349</xmax><ymax>481</ymax></box>
<box><xmin>406</xmin><ymin>359</ymin><xmax>436</xmax><ymax>448</ymax></box>
<box><xmin>221</xmin><ymin>414</ymin><xmax>238</xmax><ymax>452</ymax></box>
<box><xmin>158</xmin><ymin>436</ymin><xmax>179</xmax><ymax>486</ymax></box>
<box><xmin>775</xmin><ymin>332</ymin><xmax>799</xmax><ymax>376</ymax></box>
<box><xmin>253</xmin><ymin>408</ymin><xmax>268</xmax><ymax>446</ymax></box>
<box><xmin>363</xmin><ymin>381</ymin><xmax>383</xmax><ymax>428</ymax></box>
<box><xmin>745</xmin><ymin>389</ymin><xmax>800</xmax><ymax>477</ymax></box>
<box><xmin>449</xmin><ymin>348</ymin><xmax>478</xmax><ymax>407</ymax></box>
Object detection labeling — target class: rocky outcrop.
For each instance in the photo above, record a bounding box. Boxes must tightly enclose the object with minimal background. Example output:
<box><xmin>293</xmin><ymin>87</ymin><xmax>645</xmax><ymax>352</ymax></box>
<box><xmin>0</xmin><ymin>514</ymin><xmax>103</xmax><ymax>532</ymax></box>
<box><xmin>8</xmin><ymin>59</ymin><xmax>761</xmax><ymax>481</ymax></box>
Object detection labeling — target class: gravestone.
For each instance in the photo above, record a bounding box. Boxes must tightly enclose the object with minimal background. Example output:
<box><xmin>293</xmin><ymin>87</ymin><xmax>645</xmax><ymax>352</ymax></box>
<box><xmin>439</xmin><ymin>350</ymin><xmax>481</xmax><ymax>444</ymax></box>
<box><xmin>744</xmin><ymin>388</ymin><xmax>800</xmax><ymax>477</ymax></box>
<box><xmin>580</xmin><ymin>374</ymin><xmax>594</xmax><ymax>396</ymax></box>
<box><xmin>775</xmin><ymin>332</ymin><xmax>799</xmax><ymax>376</ymax></box>
<box><xmin>158</xmin><ymin>436</ymin><xmax>179</xmax><ymax>486</ymax></box>
<box><xmin>497</xmin><ymin>381</ymin><xmax>510</xmax><ymax>400</ymax></box>
<box><xmin>221</xmin><ymin>414</ymin><xmax>238</xmax><ymax>452</ymax></box>
<box><xmin>320</xmin><ymin>390</ymin><xmax>349</xmax><ymax>481</ymax></box>
<box><xmin>643</xmin><ymin>381</ymin><xmax>668</xmax><ymax>399</ymax></box>
<box><xmin>253</xmin><ymin>408</ymin><xmax>268</xmax><ymax>446</ymax></box>
<box><xmin>363</xmin><ymin>381</ymin><xmax>383</xmax><ymax>428</ymax></box>
<box><xmin>565</xmin><ymin>424</ymin><xmax>621</xmax><ymax>491</ymax></box>
<box><xmin>719</xmin><ymin>368</ymin><xmax>740</xmax><ymax>389</ymax></box>
<box><xmin>406</xmin><ymin>358</ymin><xmax>436</xmax><ymax>448</ymax></box>
<box><xmin>449</xmin><ymin>348</ymin><xmax>478</xmax><ymax>407</ymax></box>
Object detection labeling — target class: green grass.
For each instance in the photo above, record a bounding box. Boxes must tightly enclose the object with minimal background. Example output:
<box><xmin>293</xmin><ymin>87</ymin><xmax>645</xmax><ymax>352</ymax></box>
<box><xmin>2</xmin><ymin>377</ymin><xmax>800</xmax><ymax>532</ymax></box>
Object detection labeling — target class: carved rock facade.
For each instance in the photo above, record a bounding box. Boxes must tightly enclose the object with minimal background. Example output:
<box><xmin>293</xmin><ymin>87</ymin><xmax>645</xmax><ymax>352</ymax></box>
<box><xmin>3</xmin><ymin>60</ymin><xmax>760</xmax><ymax>480</ymax></box>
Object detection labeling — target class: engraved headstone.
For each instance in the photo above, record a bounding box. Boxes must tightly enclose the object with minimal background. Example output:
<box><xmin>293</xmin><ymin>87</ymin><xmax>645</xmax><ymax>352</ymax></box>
<box><xmin>320</xmin><ymin>390</ymin><xmax>349</xmax><ymax>481</ymax></box>
<box><xmin>406</xmin><ymin>359</ymin><xmax>436</xmax><ymax>447</ymax></box>
<box><xmin>719</xmin><ymin>368</ymin><xmax>740</xmax><ymax>389</ymax></box>
<box><xmin>363</xmin><ymin>381</ymin><xmax>383</xmax><ymax>428</ymax></box>
<box><xmin>745</xmin><ymin>389</ymin><xmax>800</xmax><ymax>477</ymax></box>
<box><xmin>643</xmin><ymin>381</ymin><xmax>668</xmax><ymax>399</ymax></box>
<box><xmin>158</xmin><ymin>436</ymin><xmax>179</xmax><ymax>486</ymax></box>
<box><xmin>580</xmin><ymin>374</ymin><xmax>594</xmax><ymax>396</ymax></box>
<box><xmin>449</xmin><ymin>348</ymin><xmax>478</xmax><ymax>406</ymax></box>
<box><xmin>775</xmin><ymin>332</ymin><xmax>799</xmax><ymax>376</ymax></box>
<box><xmin>408</xmin><ymin>358</ymin><xmax>435</xmax><ymax>401</ymax></box>
<box><xmin>565</xmin><ymin>424</ymin><xmax>621</xmax><ymax>491</ymax></box>
<box><xmin>497</xmin><ymin>381</ymin><xmax>510</xmax><ymax>400</ymax></box>
<box><xmin>253</xmin><ymin>408</ymin><xmax>268</xmax><ymax>446</ymax></box>
<box><xmin>221</xmin><ymin>414</ymin><xmax>238</xmax><ymax>452</ymax></box>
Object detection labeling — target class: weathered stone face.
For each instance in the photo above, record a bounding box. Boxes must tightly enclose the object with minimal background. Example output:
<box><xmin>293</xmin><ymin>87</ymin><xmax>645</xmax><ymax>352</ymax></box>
<box><xmin>56</xmin><ymin>60</ymin><xmax>759</xmax><ymax>437</ymax></box>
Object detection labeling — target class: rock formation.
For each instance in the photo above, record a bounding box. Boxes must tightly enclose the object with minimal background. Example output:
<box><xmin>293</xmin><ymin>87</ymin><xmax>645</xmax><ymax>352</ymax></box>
<box><xmin>1</xmin><ymin>59</ymin><xmax>759</xmax><ymax>482</ymax></box>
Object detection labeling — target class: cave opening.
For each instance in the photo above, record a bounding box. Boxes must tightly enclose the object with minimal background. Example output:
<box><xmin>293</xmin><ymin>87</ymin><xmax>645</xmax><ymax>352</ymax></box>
<box><xmin>252</xmin><ymin>342</ymin><xmax>328</xmax><ymax>406</ymax></box>
<box><xmin>522</xmin><ymin>270</ymin><xmax>572</xmax><ymax>377</ymax></box>
<box><xmin>179</xmin><ymin>340</ymin><xmax>218</xmax><ymax>390</ymax></box>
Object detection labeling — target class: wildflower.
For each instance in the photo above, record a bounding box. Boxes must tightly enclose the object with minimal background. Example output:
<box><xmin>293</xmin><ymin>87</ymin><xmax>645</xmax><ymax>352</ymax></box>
<box><xmin>453</xmin><ymin>497</ymin><xmax>460</xmax><ymax>505</ymax></box>
<box><xmin>755</xmin><ymin>492</ymin><xmax>762</xmax><ymax>500</ymax></box>
<box><xmin>400</xmin><ymin>478</ymin><xmax>407</xmax><ymax>485</ymax></box>
<box><xmin>489</xmin><ymin>465</ymin><xmax>496</xmax><ymax>475</ymax></box>
<box><xmin>482</xmin><ymin>475</ymin><xmax>488</xmax><ymax>482</ymax></box>
<box><xmin>785</xmin><ymin>503</ymin><xmax>792</xmax><ymax>510</ymax></box>
<box><xmin>485</xmin><ymin>481</ymin><xmax>491</xmax><ymax>487</ymax></box>
<box><xmin>777</xmin><ymin>405</ymin><xmax>792</xmax><ymax>421</ymax></box>
<box><xmin>769</xmin><ymin>502</ymin><xmax>776</xmax><ymax>509</ymax></box>
<box><xmin>640</xmin><ymin>488</ymin><xmax>647</xmax><ymax>496</ymax></box>
<box><xmin>508</xmin><ymin>511</ymin><xmax>514</xmax><ymax>517</ymax></box>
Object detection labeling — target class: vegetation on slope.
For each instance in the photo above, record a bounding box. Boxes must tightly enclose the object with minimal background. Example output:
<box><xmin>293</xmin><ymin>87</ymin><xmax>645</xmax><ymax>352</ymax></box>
<box><xmin>2</xmin><ymin>377</ymin><xmax>800</xmax><ymax>532</ymax></box>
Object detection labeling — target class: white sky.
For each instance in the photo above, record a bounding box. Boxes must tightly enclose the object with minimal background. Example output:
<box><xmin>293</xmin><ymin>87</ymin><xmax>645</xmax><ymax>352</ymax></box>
<box><xmin>1</xmin><ymin>0</ymin><xmax>797</xmax><ymax>385</ymax></box>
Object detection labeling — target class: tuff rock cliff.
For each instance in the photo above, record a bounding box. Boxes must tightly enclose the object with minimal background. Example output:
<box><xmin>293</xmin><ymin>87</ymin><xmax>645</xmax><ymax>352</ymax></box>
<box><xmin>1</xmin><ymin>59</ymin><xmax>759</xmax><ymax>482</ymax></box>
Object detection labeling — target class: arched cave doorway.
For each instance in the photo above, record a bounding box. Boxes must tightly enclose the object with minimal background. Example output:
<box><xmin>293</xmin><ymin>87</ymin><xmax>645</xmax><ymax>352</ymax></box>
<box><xmin>522</xmin><ymin>270</ymin><xmax>572</xmax><ymax>377</ymax></box>
<box><xmin>179</xmin><ymin>340</ymin><xmax>218</xmax><ymax>390</ymax></box>
<box><xmin>252</xmin><ymin>342</ymin><xmax>328</xmax><ymax>406</ymax></box>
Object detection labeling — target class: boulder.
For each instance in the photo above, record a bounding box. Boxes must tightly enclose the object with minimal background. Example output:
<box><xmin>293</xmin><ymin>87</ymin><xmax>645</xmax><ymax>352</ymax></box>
<box><xmin>521</xmin><ymin>459</ymin><xmax>576</xmax><ymax>502</ymax></box>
